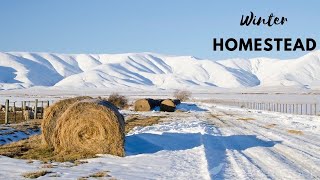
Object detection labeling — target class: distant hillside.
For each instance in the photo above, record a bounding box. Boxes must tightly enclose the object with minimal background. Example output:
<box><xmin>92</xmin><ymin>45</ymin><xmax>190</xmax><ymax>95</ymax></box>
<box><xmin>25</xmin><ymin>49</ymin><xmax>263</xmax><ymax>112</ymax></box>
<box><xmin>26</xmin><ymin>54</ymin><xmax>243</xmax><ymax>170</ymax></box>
<box><xmin>0</xmin><ymin>51</ymin><xmax>319</xmax><ymax>90</ymax></box>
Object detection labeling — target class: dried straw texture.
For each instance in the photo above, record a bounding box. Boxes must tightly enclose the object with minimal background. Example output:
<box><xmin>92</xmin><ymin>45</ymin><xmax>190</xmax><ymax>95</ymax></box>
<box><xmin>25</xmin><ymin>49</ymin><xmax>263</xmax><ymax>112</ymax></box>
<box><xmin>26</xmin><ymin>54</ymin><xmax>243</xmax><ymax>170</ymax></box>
<box><xmin>134</xmin><ymin>99</ymin><xmax>159</xmax><ymax>111</ymax></box>
<box><xmin>160</xmin><ymin>99</ymin><xmax>176</xmax><ymax>112</ymax></box>
<box><xmin>52</xmin><ymin>99</ymin><xmax>125</xmax><ymax>157</ymax></box>
<box><xmin>41</xmin><ymin>96</ymin><xmax>92</xmax><ymax>148</ymax></box>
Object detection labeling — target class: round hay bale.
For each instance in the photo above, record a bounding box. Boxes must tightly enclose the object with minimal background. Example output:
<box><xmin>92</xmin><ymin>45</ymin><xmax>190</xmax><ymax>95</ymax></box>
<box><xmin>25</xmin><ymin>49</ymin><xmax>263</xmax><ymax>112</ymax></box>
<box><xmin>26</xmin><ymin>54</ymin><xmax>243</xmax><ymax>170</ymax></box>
<box><xmin>173</xmin><ymin>99</ymin><xmax>181</xmax><ymax>105</ymax></box>
<box><xmin>41</xmin><ymin>96</ymin><xmax>92</xmax><ymax>148</ymax></box>
<box><xmin>152</xmin><ymin>99</ymin><xmax>162</xmax><ymax>107</ymax></box>
<box><xmin>52</xmin><ymin>99</ymin><xmax>125</xmax><ymax>157</ymax></box>
<box><xmin>160</xmin><ymin>99</ymin><xmax>176</xmax><ymax>112</ymax></box>
<box><xmin>134</xmin><ymin>98</ymin><xmax>159</xmax><ymax>111</ymax></box>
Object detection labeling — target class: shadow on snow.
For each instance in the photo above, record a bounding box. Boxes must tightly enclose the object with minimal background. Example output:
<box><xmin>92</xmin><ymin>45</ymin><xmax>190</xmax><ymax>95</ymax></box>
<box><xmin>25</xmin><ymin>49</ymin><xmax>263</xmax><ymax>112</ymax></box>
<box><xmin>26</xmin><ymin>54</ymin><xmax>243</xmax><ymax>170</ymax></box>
<box><xmin>125</xmin><ymin>132</ymin><xmax>280</xmax><ymax>178</ymax></box>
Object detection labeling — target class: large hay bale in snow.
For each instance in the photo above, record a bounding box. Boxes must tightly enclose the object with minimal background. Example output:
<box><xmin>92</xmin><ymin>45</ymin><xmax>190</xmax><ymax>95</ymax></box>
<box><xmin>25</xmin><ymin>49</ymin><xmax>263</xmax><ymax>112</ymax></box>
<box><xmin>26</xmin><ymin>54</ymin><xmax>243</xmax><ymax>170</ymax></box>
<box><xmin>52</xmin><ymin>99</ymin><xmax>125</xmax><ymax>157</ymax></box>
<box><xmin>160</xmin><ymin>99</ymin><xmax>176</xmax><ymax>112</ymax></box>
<box><xmin>134</xmin><ymin>99</ymin><xmax>159</xmax><ymax>111</ymax></box>
<box><xmin>41</xmin><ymin>96</ymin><xmax>92</xmax><ymax>148</ymax></box>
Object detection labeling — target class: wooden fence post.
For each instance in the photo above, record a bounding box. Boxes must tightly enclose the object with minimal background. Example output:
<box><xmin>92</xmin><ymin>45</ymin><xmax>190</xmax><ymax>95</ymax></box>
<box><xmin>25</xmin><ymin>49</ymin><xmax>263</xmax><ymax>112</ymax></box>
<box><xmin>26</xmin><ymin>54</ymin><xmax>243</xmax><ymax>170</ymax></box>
<box><xmin>41</xmin><ymin>101</ymin><xmax>44</xmax><ymax>118</ymax></box>
<box><xmin>34</xmin><ymin>99</ymin><xmax>38</xmax><ymax>120</ymax></box>
<box><xmin>13</xmin><ymin>102</ymin><xmax>16</xmax><ymax>123</ymax></box>
<box><xmin>21</xmin><ymin>101</ymin><xmax>24</xmax><ymax>118</ymax></box>
<box><xmin>5</xmin><ymin>99</ymin><xmax>9</xmax><ymax>124</ymax></box>
<box><xmin>23</xmin><ymin>101</ymin><xmax>26</xmax><ymax>120</ymax></box>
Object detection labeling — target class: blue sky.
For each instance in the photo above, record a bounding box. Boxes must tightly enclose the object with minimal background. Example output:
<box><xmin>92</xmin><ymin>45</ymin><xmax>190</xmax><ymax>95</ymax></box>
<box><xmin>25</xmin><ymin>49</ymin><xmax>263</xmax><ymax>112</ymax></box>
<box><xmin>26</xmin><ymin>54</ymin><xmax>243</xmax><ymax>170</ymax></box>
<box><xmin>0</xmin><ymin>0</ymin><xmax>319</xmax><ymax>60</ymax></box>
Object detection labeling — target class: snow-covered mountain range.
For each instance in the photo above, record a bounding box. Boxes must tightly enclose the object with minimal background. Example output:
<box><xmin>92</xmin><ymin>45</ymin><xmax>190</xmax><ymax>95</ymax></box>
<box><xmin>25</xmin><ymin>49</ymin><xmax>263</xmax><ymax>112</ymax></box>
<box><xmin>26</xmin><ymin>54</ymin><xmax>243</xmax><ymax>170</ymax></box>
<box><xmin>1</xmin><ymin>51</ymin><xmax>320</xmax><ymax>90</ymax></box>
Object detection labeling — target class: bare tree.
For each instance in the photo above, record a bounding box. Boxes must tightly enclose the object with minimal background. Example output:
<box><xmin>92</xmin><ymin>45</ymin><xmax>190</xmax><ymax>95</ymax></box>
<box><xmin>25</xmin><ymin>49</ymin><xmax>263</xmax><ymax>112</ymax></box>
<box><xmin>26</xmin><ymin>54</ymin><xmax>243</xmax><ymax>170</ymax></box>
<box><xmin>173</xmin><ymin>90</ymin><xmax>192</xmax><ymax>101</ymax></box>
<box><xmin>108</xmin><ymin>93</ymin><xmax>128</xmax><ymax>109</ymax></box>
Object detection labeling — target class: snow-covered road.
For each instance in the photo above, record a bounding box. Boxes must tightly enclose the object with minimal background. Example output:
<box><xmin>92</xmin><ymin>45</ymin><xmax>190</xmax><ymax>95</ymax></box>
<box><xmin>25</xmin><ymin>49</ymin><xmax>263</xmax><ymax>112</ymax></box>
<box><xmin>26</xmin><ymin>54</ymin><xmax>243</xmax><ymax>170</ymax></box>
<box><xmin>0</xmin><ymin>103</ymin><xmax>319</xmax><ymax>179</ymax></box>
<box><xmin>206</xmin><ymin>104</ymin><xmax>320</xmax><ymax>179</ymax></box>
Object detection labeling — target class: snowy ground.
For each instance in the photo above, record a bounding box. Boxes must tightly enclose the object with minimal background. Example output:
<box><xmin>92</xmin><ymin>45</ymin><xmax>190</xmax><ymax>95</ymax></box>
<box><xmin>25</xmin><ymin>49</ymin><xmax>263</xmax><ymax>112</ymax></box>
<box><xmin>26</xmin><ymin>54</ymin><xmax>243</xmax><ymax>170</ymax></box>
<box><xmin>0</xmin><ymin>102</ymin><xmax>319</xmax><ymax>179</ymax></box>
<box><xmin>1</xmin><ymin>87</ymin><xmax>319</xmax><ymax>106</ymax></box>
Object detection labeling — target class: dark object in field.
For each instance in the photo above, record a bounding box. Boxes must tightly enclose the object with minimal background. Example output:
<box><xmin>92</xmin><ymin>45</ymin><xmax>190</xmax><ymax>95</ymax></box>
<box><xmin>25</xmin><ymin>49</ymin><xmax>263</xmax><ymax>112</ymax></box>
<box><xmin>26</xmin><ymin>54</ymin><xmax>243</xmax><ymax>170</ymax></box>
<box><xmin>23</xmin><ymin>110</ymin><xmax>34</xmax><ymax>120</ymax></box>
<box><xmin>173</xmin><ymin>99</ymin><xmax>181</xmax><ymax>105</ymax></box>
<box><xmin>160</xmin><ymin>99</ymin><xmax>176</xmax><ymax>112</ymax></box>
<box><xmin>134</xmin><ymin>99</ymin><xmax>160</xmax><ymax>111</ymax></box>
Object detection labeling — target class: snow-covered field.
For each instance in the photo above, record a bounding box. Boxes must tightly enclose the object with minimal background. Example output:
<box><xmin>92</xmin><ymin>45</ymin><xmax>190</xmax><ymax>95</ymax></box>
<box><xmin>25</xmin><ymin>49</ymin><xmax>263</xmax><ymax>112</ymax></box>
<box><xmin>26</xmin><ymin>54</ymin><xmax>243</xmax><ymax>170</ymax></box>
<box><xmin>0</xmin><ymin>102</ymin><xmax>319</xmax><ymax>179</ymax></box>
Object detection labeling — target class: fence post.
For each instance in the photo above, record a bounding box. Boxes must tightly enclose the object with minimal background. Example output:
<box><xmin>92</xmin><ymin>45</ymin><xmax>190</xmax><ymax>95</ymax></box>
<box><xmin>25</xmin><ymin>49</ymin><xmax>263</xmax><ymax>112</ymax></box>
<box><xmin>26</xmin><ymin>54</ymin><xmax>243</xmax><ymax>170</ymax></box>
<box><xmin>47</xmin><ymin>101</ymin><xmax>50</xmax><ymax>108</ymax></box>
<box><xmin>269</xmin><ymin>102</ymin><xmax>271</xmax><ymax>111</ymax></box>
<box><xmin>23</xmin><ymin>101</ymin><xmax>27</xmax><ymax>120</ymax></box>
<box><xmin>305</xmin><ymin>104</ymin><xmax>308</xmax><ymax>115</ymax></box>
<box><xmin>21</xmin><ymin>101</ymin><xmax>24</xmax><ymax>118</ymax></box>
<box><xmin>34</xmin><ymin>99</ymin><xmax>38</xmax><ymax>120</ymax></box>
<box><xmin>292</xmin><ymin>104</ymin><xmax>294</xmax><ymax>114</ymax></box>
<box><xmin>13</xmin><ymin>102</ymin><xmax>16</xmax><ymax>123</ymax></box>
<box><xmin>5</xmin><ymin>99</ymin><xmax>9</xmax><ymax>124</ymax></box>
<box><xmin>41</xmin><ymin>101</ymin><xmax>44</xmax><ymax>118</ymax></box>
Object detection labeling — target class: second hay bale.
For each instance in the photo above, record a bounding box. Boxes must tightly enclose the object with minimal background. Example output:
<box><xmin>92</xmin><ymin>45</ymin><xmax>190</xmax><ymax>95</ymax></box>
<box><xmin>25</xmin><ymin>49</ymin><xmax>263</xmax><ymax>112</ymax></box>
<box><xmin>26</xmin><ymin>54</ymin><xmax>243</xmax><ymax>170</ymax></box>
<box><xmin>134</xmin><ymin>99</ymin><xmax>160</xmax><ymax>111</ymax></box>
<box><xmin>160</xmin><ymin>99</ymin><xmax>176</xmax><ymax>112</ymax></box>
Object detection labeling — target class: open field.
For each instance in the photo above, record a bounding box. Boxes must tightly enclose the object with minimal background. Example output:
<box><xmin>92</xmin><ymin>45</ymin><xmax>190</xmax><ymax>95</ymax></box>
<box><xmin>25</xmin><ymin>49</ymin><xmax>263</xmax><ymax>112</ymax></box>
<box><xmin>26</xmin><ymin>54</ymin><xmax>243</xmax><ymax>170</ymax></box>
<box><xmin>0</xmin><ymin>98</ymin><xmax>319</xmax><ymax>179</ymax></box>
<box><xmin>1</xmin><ymin>87</ymin><xmax>320</xmax><ymax>103</ymax></box>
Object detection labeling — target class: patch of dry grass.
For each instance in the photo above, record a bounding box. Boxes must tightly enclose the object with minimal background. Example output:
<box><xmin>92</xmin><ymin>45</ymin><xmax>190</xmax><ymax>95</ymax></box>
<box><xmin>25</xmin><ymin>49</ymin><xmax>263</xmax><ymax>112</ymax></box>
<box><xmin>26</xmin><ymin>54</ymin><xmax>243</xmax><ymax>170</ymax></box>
<box><xmin>0</xmin><ymin>112</ymin><xmax>26</xmax><ymax>124</ymax></box>
<box><xmin>209</xmin><ymin>114</ymin><xmax>224</xmax><ymax>119</ymax></box>
<box><xmin>287</xmin><ymin>129</ymin><xmax>304</xmax><ymax>135</ymax></box>
<box><xmin>41</xmin><ymin>164</ymin><xmax>54</xmax><ymax>168</ymax></box>
<box><xmin>78</xmin><ymin>171</ymin><xmax>111</xmax><ymax>180</ymax></box>
<box><xmin>0</xmin><ymin>115</ymin><xmax>163</xmax><ymax>162</ymax></box>
<box><xmin>236</xmin><ymin>117</ymin><xmax>255</xmax><ymax>121</ymax></box>
<box><xmin>22</xmin><ymin>170</ymin><xmax>50</xmax><ymax>179</ymax></box>
<box><xmin>74</xmin><ymin>160</ymin><xmax>88</xmax><ymax>166</ymax></box>
<box><xmin>0</xmin><ymin>136</ymin><xmax>53</xmax><ymax>161</ymax></box>
<box><xmin>89</xmin><ymin>171</ymin><xmax>110</xmax><ymax>177</ymax></box>
<box><xmin>0</xmin><ymin>134</ymin><xmax>97</xmax><ymax>162</ymax></box>
<box><xmin>264</xmin><ymin>124</ymin><xmax>277</xmax><ymax>129</ymax></box>
<box><xmin>125</xmin><ymin>115</ymin><xmax>163</xmax><ymax>134</ymax></box>
<box><xmin>78</xmin><ymin>177</ymin><xmax>88</xmax><ymax>180</ymax></box>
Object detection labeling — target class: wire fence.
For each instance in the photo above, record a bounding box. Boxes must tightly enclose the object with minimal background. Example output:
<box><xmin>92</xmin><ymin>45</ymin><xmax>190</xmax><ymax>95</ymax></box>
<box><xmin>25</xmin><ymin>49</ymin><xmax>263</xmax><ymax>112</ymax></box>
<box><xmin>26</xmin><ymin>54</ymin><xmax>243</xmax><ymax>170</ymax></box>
<box><xmin>207</xmin><ymin>99</ymin><xmax>319</xmax><ymax>116</ymax></box>
<box><xmin>0</xmin><ymin>99</ymin><xmax>51</xmax><ymax>124</ymax></box>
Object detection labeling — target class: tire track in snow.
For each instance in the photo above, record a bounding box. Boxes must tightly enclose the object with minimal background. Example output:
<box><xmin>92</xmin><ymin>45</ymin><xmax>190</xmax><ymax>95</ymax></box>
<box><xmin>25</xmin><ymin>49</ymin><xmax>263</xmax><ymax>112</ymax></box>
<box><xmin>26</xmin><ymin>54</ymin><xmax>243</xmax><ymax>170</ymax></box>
<box><xmin>213</xmin><ymin>109</ymin><xmax>320</xmax><ymax>159</ymax></box>
<box><xmin>227</xmin><ymin>114</ymin><xmax>320</xmax><ymax>162</ymax></box>
<box><xmin>224</xmin><ymin>116</ymin><xmax>319</xmax><ymax>178</ymax></box>
<box><xmin>225</xmin><ymin>150</ymin><xmax>270</xmax><ymax>180</ymax></box>
<box><xmin>208</xmin><ymin>109</ymin><xmax>320</xmax><ymax>178</ymax></box>
<box><xmin>203</xmin><ymin>115</ymin><xmax>273</xmax><ymax>179</ymax></box>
